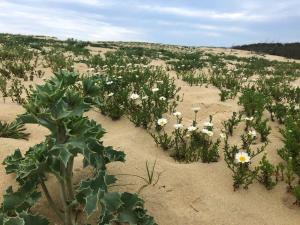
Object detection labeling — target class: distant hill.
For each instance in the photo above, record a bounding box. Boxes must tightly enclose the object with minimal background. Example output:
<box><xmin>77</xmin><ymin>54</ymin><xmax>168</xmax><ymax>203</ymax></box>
<box><xmin>233</xmin><ymin>43</ymin><xmax>300</xmax><ymax>60</ymax></box>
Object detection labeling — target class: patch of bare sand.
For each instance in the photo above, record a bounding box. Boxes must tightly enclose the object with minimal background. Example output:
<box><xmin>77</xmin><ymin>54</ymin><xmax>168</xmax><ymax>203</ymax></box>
<box><xmin>86</xmin><ymin>46</ymin><xmax>116</xmax><ymax>57</ymax></box>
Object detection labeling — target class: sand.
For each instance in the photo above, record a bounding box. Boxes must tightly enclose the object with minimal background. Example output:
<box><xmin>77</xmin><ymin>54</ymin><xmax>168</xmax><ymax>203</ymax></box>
<box><xmin>0</xmin><ymin>47</ymin><xmax>300</xmax><ymax>225</ymax></box>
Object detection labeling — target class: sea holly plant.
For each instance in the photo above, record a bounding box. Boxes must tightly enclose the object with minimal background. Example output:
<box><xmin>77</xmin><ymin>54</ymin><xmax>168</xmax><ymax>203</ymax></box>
<box><xmin>1</xmin><ymin>71</ymin><xmax>155</xmax><ymax>225</ymax></box>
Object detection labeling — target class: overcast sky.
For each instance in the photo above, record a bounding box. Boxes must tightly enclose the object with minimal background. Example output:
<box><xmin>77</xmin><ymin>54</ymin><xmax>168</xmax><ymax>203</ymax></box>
<box><xmin>0</xmin><ymin>0</ymin><xmax>299</xmax><ymax>46</ymax></box>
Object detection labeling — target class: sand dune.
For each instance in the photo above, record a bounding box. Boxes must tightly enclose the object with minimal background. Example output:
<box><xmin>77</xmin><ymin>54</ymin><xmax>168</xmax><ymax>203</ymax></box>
<box><xmin>1</xmin><ymin>47</ymin><xmax>300</xmax><ymax>225</ymax></box>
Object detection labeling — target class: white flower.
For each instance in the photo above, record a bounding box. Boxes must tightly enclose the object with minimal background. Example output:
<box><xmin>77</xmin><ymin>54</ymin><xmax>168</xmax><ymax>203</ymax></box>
<box><xmin>108</xmin><ymin>92</ymin><xmax>114</xmax><ymax>97</ymax></box>
<box><xmin>142</xmin><ymin>96</ymin><xmax>148</xmax><ymax>100</ymax></box>
<box><xmin>157</xmin><ymin>118</ymin><xmax>168</xmax><ymax>126</ymax></box>
<box><xmin>203</xmin><ymin>122</ymin><xmax>214</xmax><ymax>127</ymax></box>
<box><xmin>206</xmin><ymin>131</ymin><xmax>214</xmax><ymax>137</ymax></box>
<box><xmin>156</xmin><ymin>80</ymin><xmax>163</xmax><ymax>84</ymax></box>
<box><xmin>159</xmin><ymin>96</ymin><xmax>166</xmax><ymax>101</ymax></box>
<box><xmin>235</xmin><ymin>152</ymin><xmax>251</xmax><ymax>164</ymax></box>
<box><xmin>295</xmin><ymin>105</ymin><xmax>300</xmax><ymax>110</ymax></box>
<box><xmin>106</xmin><ymin>81</ymin><xmax>113</xmax><ymax>85</ymax></box>
<box><xmin>152</xmin><ymin>88</ymin><xmax>159</xmax><ymax>92</ymax></box>
<box><xmin>117</xmin><ymin>76</ymin><xmax>122</xmax><ymax>79</ymax></box>
<box><xmin>130</xmin><ymin>93</ymin><xmax>140</xmax><ymax>100</ymax></box>
<box><xmin>192</xmin><ymin>107</ymin><xmax>200</xmax><ymax>112</ymax></box>
<box><xmin>187</xmin><ymin>126</ymin><xmax>197</xmax><ymax>132</ymax></box>
<box><xmin>220</xmin><ymin>133</ymin><xmax>226</xmax><ymax>139</ymax></box>
<box><xmin>201</xmin><ymin>128</ymin><xmax>213</xmax><ymax>136</ymax></box>
<box><xmin>201</xmin><ymin>128</ymin><xmax>208</xmax><ymax>134</ymax></box>
<box><xmin>244</xmin><ymin>116</ymin><xmax>254</xmax><ymax>121</ymax></box>
<box><xmin>174</xmin><ymin>124</ymin><xmax>184</xmax><ymax>129</ymax></box>
<box><xmin>248</xmin><ymin>130</ymin><xmax>257</xmax><ymax>138</ymax></box>
<box><xmin>173</xmin><ymin>111</ymin><xmax>182</xmax><ymax>117</ymax></box>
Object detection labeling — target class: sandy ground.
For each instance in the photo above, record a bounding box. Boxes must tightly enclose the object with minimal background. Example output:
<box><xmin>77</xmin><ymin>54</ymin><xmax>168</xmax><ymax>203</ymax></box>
<box><xmin>1</xmin><ymin>47</ymin><xmax>300</xmax><ymax>225</ymax></box>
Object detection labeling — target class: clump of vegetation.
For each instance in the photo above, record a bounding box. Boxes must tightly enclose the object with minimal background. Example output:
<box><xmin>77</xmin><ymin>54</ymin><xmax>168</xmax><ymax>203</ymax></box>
<box><xmin>0</xmin><ymin>76</ymin><xmax>8</xmax><ymax>102</ymax></box>
<box><xmin>233</xmin><ymin>42</ymin><xmax>300</xmax><ymax>60</ymax></box>
<box><xmin>239</xmin><ymin>87</ymin><xmax>270</xmax><ymax>118</ymax></box>
<box><xmin>223</xmin><ymin>112</ymin><xmax>242</xmax><ymax>136</ymax></box>
<box><xmin>254</xmin><ymin>118</ymin><xmax>271</xmax><ymax>142</ymax></box>
<box><xmin>257</xmin><ymin>154</ymin><xmax>277</xmax><ymax>190</ymax></box>
<box><xmin>45</xmin><ymin>50</ymin><xmax>74</xmax><ymax>72</ymax></box>
<box><xmin>0</xmin><ymin>120</ymin><xmax>29</xmax><ymax>139</ymax></box>
<box><xmin>152</xmin><ymin>112</ymin><xmax>220</xmax><ymax>163</ymax></box>
<box><xmin>223</xmin><ymin>134</ymin><xmax>267</xmax><ymax>190</ymax></box>
<box><xmin>8</xmin><ymin>78</ymin><xmax>27</xmax><ymax>104</ymax></box>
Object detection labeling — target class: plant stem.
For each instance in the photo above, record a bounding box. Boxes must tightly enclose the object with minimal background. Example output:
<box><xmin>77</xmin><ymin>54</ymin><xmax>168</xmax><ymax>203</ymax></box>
<box><xmin>56</xmin><ymin>124</ymin><xmax>75</xmax><ymax>225</ymax></box>
<box><xmin>66</xmin><ymin>157</ymin><xmax>76</xmax><ymax>225</ymax></box>
<box><xmin>66</xmin><ymin>157</ymin><xmax>75</xmax><ymax>200</ymax></box>
<box><xmin>59</xmin><ymin>171</ymin><xmax>74</xmax><ymax>225</ymax></box>
<box><xmin>39</xmin><ymin>177</ymin><xmax>64</xmax><ymax>222</ymax></box>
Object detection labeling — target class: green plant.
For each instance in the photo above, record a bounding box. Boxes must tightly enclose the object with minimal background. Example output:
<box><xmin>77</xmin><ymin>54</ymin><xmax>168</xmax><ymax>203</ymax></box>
<box><xmin>239</xmin><ymin>88</ymin><xmax>270</xmax><ymax>118</ymax></box>
<box><xmin>275</xmin><ymin>162</ymin><xmax>285</xmax><ymax>182</ymax></box>
<box><xmin>1</xmin><ymin>71</ymin><xmax>155</xmax><ymax>225</ymax></box>
<box><xmin>241</xmin><ymin>130</ymin><xmax>256</xmax><ymax>149</ymax></box>
<box><xmin>273</xmin><ymin>103</ymin><xmax>288</xmax><ymax>124</ymax></box>
<box><xmin>278</xmin><ymin>115</ymin><xmax>300</xmax><ymax>177</ymax></box>
<box><xmin>254</xmin><ymin>118</ymin><xmax>271</xmax><ymax>142</ymax></box>
<box><xmin>224</xmin><ymin>136</ymin><xmax>266</xmax><ymax>190</ymax></box>
<box><xmin>0</xmin><ymin>76</ymin><xmax>8</xmax><ymax>102</ymax></box>
<box><xmin>151</xmin><ymin>118</ymin><xmax>174</xmax><ymax>150</ymax></box>
<box><xmin>0</xmin><ymin>120</ymin><xmax>29</xmax><ymax>139</ymax></box>
<box><xmin>257</xmin><ymin>154</ymin><xmax>277</xmax><ymax>190</ymax></box>
<box><xmin>8</xmin><ymin>78</ymin><xmax>26</xmax><ymax>104</ymax></box>
<box><xmin>292</xmin><ymin>185</ymin><xmax>300</xmax><ymax>205</ymax></box>
<box><xmin>171</xmin><ymin>114</ymin><xmax>220</xmax><ymax>163</ymax></box>
<box><xmin>45</xmin><ymin>50</ymin><xmax>74</xmax><ymax>72</ymax></box>
<box><xmin>189</xmin><ymin>128</ymin><xmax>220</xmax><ymax>163</ymax></box>
<box><xmin>219</xmin><ymin>88</ymin><xmax>231</xmax><ymax>101</ymax></box>
<box><xmin>244</xmin><ymin>116</ymin><xmax>254</xmax><ymax>132</ymax></box>
<box><xmin>223</xmin><ymin>112</ymin><xmax>241</xmax><ymax>136</ymax></box>
<box><xmin>285</xmin><ymin>157</ymin><xmax>296</xmax><ymax>191</ymax></box>
<box><xmin>138</xmin><ymin>160</ymin><xmax>162</xmax><ymax>193</ymax></box>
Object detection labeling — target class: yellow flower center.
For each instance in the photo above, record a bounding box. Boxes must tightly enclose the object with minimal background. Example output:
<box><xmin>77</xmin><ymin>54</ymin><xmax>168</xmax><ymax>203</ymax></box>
<box><xmin>239</xmin><ymin>156</ymin><xmax>246</xmax><ymax>162</ymax></box>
